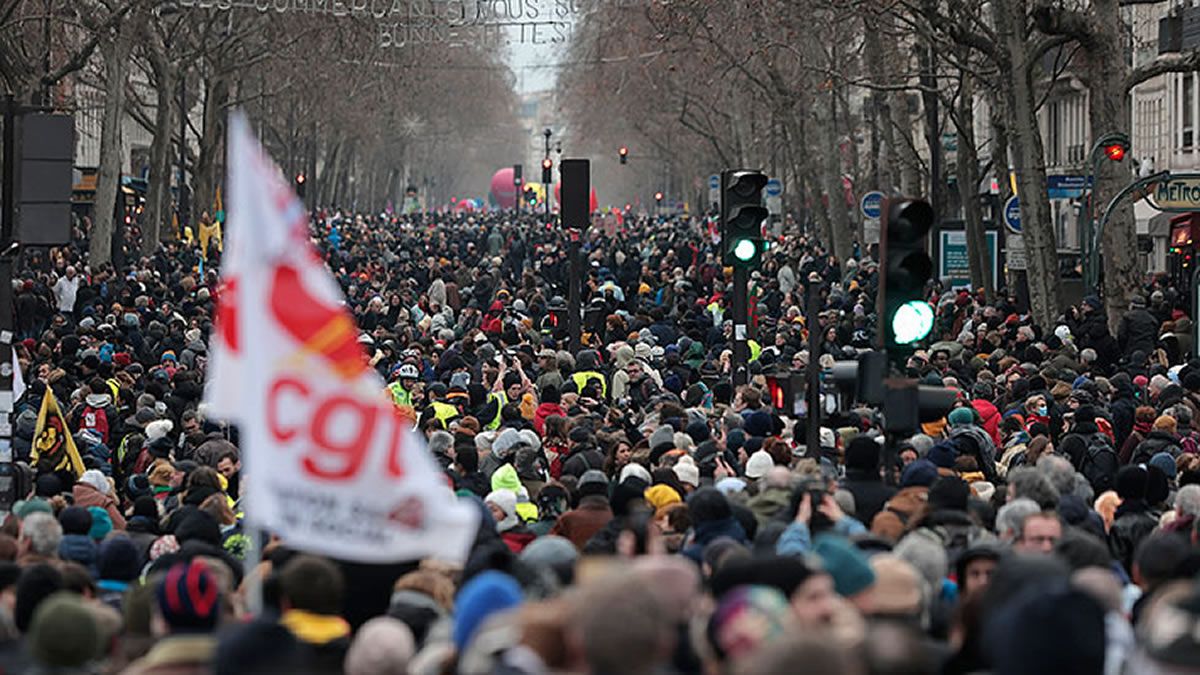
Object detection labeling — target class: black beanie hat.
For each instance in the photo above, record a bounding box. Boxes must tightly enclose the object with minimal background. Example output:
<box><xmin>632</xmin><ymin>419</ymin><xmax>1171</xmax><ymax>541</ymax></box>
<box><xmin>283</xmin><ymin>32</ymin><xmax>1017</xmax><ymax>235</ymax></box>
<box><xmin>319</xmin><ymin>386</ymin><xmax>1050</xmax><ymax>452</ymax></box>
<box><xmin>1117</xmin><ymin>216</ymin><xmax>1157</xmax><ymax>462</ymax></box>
<box><xmin>58</xmin><ymin>506</ymin><xmax>92</xmax><ymax>536</ymax></box>
<box><xmin>928</xmin><ymin>476</ymin><xmax>970</xmax><ymax>512</ymax></box>
<box><xmin>1115</xmin><ymin>465</ymin><xmax>1149</xmax><ymax>501</ymax></box>
<box><xmin>844</xmin><ymin>437</ymin><xmax>881</xmax><ymax>472</ymax></box>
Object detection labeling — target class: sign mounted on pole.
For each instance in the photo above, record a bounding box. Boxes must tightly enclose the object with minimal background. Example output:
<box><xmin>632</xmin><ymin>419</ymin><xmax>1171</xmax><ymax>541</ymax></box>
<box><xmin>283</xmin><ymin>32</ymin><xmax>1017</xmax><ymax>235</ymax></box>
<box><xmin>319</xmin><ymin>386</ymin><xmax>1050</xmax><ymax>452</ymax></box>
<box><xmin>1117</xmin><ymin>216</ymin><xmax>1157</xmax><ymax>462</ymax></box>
<box><xmin>708</xmin><ymin>174</ymin><xmax>720</xmax><ymax>207</ymax></box>
<box><xmin>765</xmin><ymin>178</ymin><xmax>783</xmax><ymax>217</ymax></box>
<box><xmin>860</xmin><ymin>191</ymin><xmax>884</xmax><ymax>220</ymax></box>
<box><xmin>1003</xmin><ymin>195</ymin><xmax>1021</xmax><ymax>233</ymax></box>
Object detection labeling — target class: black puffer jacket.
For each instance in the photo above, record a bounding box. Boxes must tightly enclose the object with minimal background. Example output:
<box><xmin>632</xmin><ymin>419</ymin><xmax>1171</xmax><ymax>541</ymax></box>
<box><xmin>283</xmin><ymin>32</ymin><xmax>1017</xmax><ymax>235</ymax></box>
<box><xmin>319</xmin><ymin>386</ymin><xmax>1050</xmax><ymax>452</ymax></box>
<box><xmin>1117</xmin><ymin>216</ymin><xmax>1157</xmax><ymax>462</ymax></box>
<box><xmin>1118</xmin><ymin>307</ymin><xmax>1159</xmax><ymax>357</ymax></box>
<box><xmin>1108</xmin><ymin>500</ymin><xmax>1158</xmax><ymax>573</ymax></box>
<box><xmin>1130</xmin><ymin>430</ymin><xmax>1180</xmax><ymax>465</ymax></box>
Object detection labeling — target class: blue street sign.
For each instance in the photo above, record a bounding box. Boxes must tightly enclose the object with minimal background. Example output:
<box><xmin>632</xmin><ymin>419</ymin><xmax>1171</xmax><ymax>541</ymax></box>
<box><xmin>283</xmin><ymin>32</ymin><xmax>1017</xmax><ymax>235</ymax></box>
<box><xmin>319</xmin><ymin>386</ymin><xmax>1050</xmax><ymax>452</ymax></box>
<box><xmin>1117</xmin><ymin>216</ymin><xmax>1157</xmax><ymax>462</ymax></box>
<box><xmin>860</xmin><ymin>191</ymin><xmax>884</xmax><ymax>219</ymax></box>
<box><xmin>709</xmin><ymin>174</ymin><xmax>720</xmax><ymax>190</ymax></box>
<box><xmin>1003</xmin><ymin>195</ymin><xmax>1021</xmax><ymax>233</ymax></box>
<box><xmin>765</xmin><ymin>178</ymin><xmax>783</xmax><ymax>197</ymax></box>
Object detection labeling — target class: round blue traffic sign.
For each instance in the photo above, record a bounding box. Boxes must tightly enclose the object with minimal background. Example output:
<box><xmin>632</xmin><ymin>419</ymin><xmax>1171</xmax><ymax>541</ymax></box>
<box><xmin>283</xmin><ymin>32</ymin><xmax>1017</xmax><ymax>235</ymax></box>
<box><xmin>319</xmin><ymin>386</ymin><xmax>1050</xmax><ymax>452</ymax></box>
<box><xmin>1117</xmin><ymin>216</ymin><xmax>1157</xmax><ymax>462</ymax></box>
<box><xmin>1003</xmin><ymin>195</ymin><xmax>1021</xmax><ymax>233</ymax></box>
<box><xmin>765</xmin><ymin>178</ymin><xmax>783</xmax><ymax>197</ymax></box>
<box><xmin>709</xmin><ymin>174</ymin><xmax>720</xmax><ymax>190</ymax></box>
<box><xmin>860</xmin><ymin>191</ymin><xmax>884</xmax><ymax>219</ymax></box>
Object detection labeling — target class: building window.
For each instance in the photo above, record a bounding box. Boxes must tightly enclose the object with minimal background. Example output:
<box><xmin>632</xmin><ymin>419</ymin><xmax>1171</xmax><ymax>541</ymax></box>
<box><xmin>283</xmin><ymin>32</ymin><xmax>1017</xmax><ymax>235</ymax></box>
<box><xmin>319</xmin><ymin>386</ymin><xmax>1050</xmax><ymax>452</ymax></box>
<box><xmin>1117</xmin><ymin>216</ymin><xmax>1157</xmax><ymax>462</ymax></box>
<box><xmin>1183</xmin><ymin>74</ymin><xmax>1195</xmax><ymax>149</ymax></box>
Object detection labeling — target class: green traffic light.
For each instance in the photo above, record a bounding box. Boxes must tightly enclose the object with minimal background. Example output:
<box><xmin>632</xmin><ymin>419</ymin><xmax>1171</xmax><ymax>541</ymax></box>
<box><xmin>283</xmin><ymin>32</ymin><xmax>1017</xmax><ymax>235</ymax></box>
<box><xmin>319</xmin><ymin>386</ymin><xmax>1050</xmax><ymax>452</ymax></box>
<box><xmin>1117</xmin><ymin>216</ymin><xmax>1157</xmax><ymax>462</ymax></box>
<box><xmin>892</xmin><ymin>300</ymin><xmax>934</xmax><ymax>345</ymax></box>
<box><xmin>733</xmin><ymin>238</ymin><xmax>757</xmax><ymax>262</ymax></box>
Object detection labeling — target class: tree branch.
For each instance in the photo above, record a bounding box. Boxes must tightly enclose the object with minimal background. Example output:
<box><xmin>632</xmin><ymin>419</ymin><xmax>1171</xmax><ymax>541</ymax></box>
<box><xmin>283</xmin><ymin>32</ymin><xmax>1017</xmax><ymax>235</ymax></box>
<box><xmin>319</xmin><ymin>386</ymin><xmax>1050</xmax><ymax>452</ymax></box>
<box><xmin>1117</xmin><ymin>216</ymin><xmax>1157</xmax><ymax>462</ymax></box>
<box><xmin>1125</xmin><ymin>49</ymin><xmax>1200</xmax><ymax>91</ymax></box>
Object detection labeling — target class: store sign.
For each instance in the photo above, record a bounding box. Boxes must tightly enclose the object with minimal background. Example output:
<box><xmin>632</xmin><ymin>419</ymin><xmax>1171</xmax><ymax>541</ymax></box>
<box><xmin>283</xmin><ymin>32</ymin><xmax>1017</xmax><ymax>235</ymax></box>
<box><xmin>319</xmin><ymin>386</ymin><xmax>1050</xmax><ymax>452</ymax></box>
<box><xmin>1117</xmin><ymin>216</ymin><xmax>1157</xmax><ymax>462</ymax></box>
<box><xmin>939</xmin><ymin>230</ymin><xmax>998</xmax><ymax>290</ymax></box>
<box><xmin>1151</xmin><ymin>174</ymin><xmax>1200</xmax><ymax>212</ymax></box>
<box><xmin>178</xmin><ymin>0</ymin><xmax>579</xmax><ymax>47</ymax></box>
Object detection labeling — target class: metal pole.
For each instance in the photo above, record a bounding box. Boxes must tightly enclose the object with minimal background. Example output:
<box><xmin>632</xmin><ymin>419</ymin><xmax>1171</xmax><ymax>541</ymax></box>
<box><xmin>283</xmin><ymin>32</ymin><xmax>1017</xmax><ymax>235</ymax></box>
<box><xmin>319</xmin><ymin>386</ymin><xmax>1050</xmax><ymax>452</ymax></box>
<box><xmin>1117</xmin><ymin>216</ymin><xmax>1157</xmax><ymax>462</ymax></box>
<box><xmin>0</xmin><ymin>97</ymin><xmax>15</xmax><ymax>510</ymax></box>
<box><xmin>732</xmin><ymin>266</ymin><xmax>749</xmax><ymax>387</ymax></box>
<box><xmin>804</xmin><ymin>280</ymin><xmax>821</xmax><ymax>456</ymax></box>
<box><xmin>567</xmin><ymin>233</ymin><xmax>581</xmax><ymax>350</ymax></box>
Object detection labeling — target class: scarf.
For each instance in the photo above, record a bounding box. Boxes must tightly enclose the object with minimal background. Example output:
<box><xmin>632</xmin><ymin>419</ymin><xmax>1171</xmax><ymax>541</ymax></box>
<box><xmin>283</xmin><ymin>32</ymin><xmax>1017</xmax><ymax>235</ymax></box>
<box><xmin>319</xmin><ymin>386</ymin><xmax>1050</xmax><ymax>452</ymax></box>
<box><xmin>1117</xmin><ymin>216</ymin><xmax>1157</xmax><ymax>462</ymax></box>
<box><xmin>280</xmin><ymin>609</ymin><xmax>350</xmax><ymax>645</ymax></box>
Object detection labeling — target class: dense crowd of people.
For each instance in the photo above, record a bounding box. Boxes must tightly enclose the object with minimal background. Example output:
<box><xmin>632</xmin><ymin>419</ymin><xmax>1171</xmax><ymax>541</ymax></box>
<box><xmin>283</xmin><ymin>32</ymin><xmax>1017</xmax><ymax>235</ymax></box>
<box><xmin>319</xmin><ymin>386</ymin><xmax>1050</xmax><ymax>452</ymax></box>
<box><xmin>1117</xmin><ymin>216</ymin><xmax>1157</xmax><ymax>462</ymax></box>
<box><xmin>0</xmin><ymin>205</ymin><xmax>1198</xmax><ymax>674</ymax></box>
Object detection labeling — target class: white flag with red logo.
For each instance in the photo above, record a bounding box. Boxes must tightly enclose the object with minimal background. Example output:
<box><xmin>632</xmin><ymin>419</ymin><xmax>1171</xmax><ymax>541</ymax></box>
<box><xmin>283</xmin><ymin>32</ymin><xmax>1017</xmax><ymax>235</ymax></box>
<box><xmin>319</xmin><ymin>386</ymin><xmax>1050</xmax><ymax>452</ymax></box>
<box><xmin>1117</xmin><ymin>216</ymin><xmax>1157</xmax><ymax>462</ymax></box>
<box><xmin>204</xmin><ymin>113</ymin><xmax>478</xmax><ymax>564</ymax></box>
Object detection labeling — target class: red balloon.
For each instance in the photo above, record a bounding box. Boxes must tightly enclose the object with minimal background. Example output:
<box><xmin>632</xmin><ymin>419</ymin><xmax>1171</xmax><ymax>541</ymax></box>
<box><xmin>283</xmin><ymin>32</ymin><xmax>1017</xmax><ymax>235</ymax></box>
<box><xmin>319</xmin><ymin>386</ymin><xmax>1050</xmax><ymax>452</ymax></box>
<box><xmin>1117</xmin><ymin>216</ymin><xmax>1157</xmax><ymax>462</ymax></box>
<box><xmin>552</xmin><ymin>183</ymin><xmax>599</xmax><ymax>212</ymax></box>
<box><xmin>490</xmin><ymin>168</ymin><xmax>518</xmax><ymax>209</ymax></box>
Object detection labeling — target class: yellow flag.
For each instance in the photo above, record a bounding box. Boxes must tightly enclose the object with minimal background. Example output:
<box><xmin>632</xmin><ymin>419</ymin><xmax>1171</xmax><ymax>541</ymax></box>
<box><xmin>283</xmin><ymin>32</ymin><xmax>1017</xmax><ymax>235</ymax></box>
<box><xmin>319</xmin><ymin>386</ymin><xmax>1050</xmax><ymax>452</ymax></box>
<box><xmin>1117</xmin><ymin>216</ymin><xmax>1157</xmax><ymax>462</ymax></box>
<box><xmin>31</xmin><ymin>388</ymin><xmax>85</xmax><ymax>478</ymax></box>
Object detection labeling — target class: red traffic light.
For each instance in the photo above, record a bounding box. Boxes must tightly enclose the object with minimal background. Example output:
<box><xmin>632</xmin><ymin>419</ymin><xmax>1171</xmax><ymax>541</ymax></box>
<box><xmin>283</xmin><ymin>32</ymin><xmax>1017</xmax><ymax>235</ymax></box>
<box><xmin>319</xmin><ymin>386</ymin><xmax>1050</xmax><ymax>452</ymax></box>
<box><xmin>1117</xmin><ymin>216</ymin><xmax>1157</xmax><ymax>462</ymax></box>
<box><xmin>542</xmin><ymin>158</ymin><xmax>553</xmax><ymax>170</ymax></box>
<box><xmin>654</xmin><ymin>191</ymin><xmax>663</xmax><ymax>202</ymax></box>
<box><xmin>1104</xmin><ymin>143</ymin><xmax>1127</xmax><ymax>162</ymax></box>
<box><xmin>618</xmin><ymin>146</ymin><xmax>628</xmax><ymax>157</ymax></box>
<box><xmin>295</xmin><ymin>173</ymin><xmax>305</xmax><ymax>184</ymax></box>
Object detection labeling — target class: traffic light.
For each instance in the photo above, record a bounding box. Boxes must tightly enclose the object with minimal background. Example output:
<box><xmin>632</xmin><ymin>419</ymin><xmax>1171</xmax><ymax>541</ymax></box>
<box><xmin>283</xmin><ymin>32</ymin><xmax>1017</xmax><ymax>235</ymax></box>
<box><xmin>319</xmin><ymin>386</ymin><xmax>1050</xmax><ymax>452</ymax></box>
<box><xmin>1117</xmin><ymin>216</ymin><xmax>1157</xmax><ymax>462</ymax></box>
<box><xmin>880</xmin><ymin>198</ymin><xmax>935</xmax><ymax>365</ymax></box>
<box><xmin>619</xmin><ymin>146</ymin><xmax>628</xmax><ymax>164</ymax></box>
<box><xmin>295</xmin><ymin>173</ymin><xmax>306</xmax><ymax>198</ymax></box>
<box><xmin>542</xmin><ymin>157</ymin><xmax>553</xmax><ymax>185</ymax></box>
<box><xmin>524</xmin><ymin>186</ymin><xmax>537</xmax><ymax>206</ymax></box>
<box><xmin>720</xmin><ymin>170</ymin><xmax>768</xmax><ymax>267</ymax></box>
<box><xmin>654</xmin><ymin>191</ymin><xmax>663</xmax><ymax>203</ymax></box>
<box><xmin>1104</xmin><ymin>141</ymin><xmax>1128</xmax><ymax>162</ymax></box>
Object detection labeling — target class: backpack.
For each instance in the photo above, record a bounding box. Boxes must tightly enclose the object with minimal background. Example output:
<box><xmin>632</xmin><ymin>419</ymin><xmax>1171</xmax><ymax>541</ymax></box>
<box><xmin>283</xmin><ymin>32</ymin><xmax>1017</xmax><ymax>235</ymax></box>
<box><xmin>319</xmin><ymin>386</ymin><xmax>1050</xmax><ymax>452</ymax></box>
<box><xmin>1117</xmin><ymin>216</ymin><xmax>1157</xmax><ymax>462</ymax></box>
<box><xmin>1079</xmin><ymin>433</ymin><xmax>1118</xmax><ymax>493</ymax></box>
<box><xmin>1180</xmin><ymin>430</ymin><xmax>1200</xmax><ymax>456</ymax></box>
<box><xmin>79</xmin><ymin>405</ymin><xmax>110</xmax><ymax>446</ymax></box>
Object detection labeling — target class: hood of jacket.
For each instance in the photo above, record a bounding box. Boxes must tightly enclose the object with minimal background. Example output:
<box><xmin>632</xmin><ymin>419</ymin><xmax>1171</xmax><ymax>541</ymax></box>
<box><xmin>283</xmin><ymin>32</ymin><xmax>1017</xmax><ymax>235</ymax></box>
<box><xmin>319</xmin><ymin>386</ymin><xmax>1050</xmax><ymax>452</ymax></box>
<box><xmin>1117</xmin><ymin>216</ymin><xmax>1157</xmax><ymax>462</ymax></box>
<box><xmin>85</xmin><ymin>393</ymin><xmax>111</xmax><ymax>408</ymax></box>
<box><xmin>58</xmin><ymin>534</ymin><xmax>98</xmax><ymax>566</ymax></box>
<box><xmin>490</xmin><ymin>463</ymin><xmax>523</xmax><ymax>493</ymax></box>
<box><xmin>613</xmin><ymin>344</ymin><xmax>636</xmax><ymax>368</ymax></box>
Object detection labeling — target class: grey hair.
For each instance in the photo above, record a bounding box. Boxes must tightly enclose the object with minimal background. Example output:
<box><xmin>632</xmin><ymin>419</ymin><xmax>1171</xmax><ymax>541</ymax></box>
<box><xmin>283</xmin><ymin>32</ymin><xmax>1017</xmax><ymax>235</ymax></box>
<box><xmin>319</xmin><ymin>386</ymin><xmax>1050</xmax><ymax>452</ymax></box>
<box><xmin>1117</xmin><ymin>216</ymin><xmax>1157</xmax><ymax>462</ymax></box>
<box><xmin>1168</xmin><ymin>404</ymin><xmax>1193</xmax><ymax>426</ymax></box>
<box><xmin>1176</xmin><ymin>484</ymin><xmax>1200</xmax><ymax>517</ymax></box>
<box><xmin>1036</xmin><ymin>454</ymin><xmax>1076</xmax><ymax>496</ymax></box>
<box><xmin>20</xmin><ymin>512</ymin><xmax>62</xmax><ymax>557</ymax></box>
<box><xmin>1071</xmin><ymin>473</ymin><xmax>1095</xmax><ymax>504</ymax></box>
<box><xmin>1008</xmin><ymin>466</ymin><xmax>1060</xmax><ymax>509</ymax></box>
<box><xmin>996</xmin><ymin>497</ymin><xmax>1041</xmax><ymax>541</ymax></box>
<box><xmin>427</xmin><ymin>431</ymin><xmax>454</xmax><ymax>457</ymax></box>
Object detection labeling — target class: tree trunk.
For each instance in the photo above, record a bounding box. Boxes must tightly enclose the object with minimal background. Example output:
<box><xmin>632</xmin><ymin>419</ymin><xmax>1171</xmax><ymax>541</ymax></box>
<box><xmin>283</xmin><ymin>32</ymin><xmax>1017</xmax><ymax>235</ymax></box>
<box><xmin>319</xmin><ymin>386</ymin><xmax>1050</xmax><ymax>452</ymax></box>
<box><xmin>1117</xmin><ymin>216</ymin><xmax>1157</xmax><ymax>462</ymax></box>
<box><xmin>143</xmin><ymin>41</ymin><xmax>174</xmax><ymax>256</ymax></box>
<box><xmin>812</xmin><ymin>100</ymin><xmax>853</xmax><ymax>264</ymax></box>
<box><xmin>1090</xmin><ymin>0</ymin><xmax>1141</xmax><ymax>332</ymax></box>
<box><xmin>90</xmin><ymin>23</ymin><xmax>136</xmax><ymax>267</ymax></box>
<box><xmin>957</xmin><ymin>73</ymin><xmax>993</xmax><ymax>301</ymax></box>
<box><xmin>193</xmin><ymin>73</ymin><xmax>228</xmax><ymax>225</ymax></box>
<box><xmin>993</xmin><ymin>0</ymin><xmax>1061</xmax><ymax>329</ymax></box>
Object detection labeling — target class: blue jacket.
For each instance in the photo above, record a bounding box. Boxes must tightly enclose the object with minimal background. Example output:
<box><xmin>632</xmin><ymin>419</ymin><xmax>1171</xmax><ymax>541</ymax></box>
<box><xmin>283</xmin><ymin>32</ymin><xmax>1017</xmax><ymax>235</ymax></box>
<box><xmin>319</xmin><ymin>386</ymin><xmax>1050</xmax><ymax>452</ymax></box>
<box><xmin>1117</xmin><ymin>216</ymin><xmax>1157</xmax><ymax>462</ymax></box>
<box><xmin>776</xmin><ymin>517</ymin><xmax>866</xmax><ymax>557</ymax></box>
<box><xmin>681</xmin><ymin>517</ymin><xmax>747</xmax><ymax>563</ymax></box>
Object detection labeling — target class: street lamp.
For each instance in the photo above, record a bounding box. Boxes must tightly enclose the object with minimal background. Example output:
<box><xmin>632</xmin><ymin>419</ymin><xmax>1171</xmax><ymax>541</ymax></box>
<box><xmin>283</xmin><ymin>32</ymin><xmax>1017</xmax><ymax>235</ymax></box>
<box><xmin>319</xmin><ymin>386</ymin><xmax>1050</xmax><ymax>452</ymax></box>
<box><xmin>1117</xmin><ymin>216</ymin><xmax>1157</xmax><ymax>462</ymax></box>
<box><xmin>1083</xmin><ymin>132</ymin><xmax>1131</xmax><ymax>295</ymax></box>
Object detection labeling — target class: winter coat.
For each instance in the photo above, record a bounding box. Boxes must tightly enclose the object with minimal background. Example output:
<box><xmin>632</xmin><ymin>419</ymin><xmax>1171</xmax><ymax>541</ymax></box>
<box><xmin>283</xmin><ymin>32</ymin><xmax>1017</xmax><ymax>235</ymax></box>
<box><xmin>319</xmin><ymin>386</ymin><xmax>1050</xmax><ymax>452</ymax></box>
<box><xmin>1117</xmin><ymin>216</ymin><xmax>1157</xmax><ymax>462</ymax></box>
<box><xmin>58</xmin><ymin>534</ymin><xmax>98</xmax><ymax>575</ymax></box>
<box><xmin>122</xmin><ymin>635</ymin><xmax>216</xmax><ymax>675</ymax></box>
<box><xmin>1131</xmin><ymin>430</ymin><xmax>1180</xmax><ymax>465</ymax></box>
<box><xmin>1118</xmin><ymin>308</ymin><xmax>1159</xmax><ymax>357</ymax></box>
<box><xmin>970</xmin><ymin>399</ymin><xmax>1003</xmax><ymax>447</ymax></box>
<box><xmin>682</xmin><ymin>516</ymin><xmax>747</xmax><ymax>563</ymax></box>
<box><xmin>551</xmin><ymin>496</ymin><xmax>613</xmax><ymax>550</ymax></box>
<box><xmin>72</xmin><ymin>482</ymin><xmax>126</xmax><ymax>530</ymax></box>
<box><xmin>1108</xmin><ymin>501</ymin><xmax>1159</xmax><ymax>573</ymax></box>
<box><xmin>840</xmin><ymin>470</ymin><xmax>896</xmax><ymax>525</ymax></box>
<box><xmin>870</xmin><ymin>486</ymin><xmax>929</xmax><ymax>542</ymax></box>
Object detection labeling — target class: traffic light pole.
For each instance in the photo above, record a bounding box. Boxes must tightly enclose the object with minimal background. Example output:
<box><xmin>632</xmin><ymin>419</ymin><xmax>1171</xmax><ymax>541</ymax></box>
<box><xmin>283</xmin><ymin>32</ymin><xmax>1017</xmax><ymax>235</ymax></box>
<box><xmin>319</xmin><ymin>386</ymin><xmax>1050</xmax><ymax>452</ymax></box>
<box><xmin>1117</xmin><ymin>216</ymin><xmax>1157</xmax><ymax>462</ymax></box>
<box><xmin>567</xmin><ymin>232</ymin><xmax>581</xmax><ymax>350</ymax></box>
<box><xmin>805</xmin><ymin>278</ymin><xmax>821</xmax><ymax>455</ymax></box>
<box><xmin>732</xmin><ymin>266</ymin><xmax>749</xmax><ymax>387</ymax></box>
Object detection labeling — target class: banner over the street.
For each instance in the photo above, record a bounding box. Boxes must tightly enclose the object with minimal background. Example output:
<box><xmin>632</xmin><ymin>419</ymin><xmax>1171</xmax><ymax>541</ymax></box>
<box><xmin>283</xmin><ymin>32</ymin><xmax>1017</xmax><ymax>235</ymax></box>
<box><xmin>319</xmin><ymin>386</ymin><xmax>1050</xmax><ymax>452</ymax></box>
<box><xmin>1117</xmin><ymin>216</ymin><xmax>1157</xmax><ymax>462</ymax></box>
<box><xmin>205</xmin><ymin>113</ymin><xmax>477</xmax><ymax>564</ymax></box>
